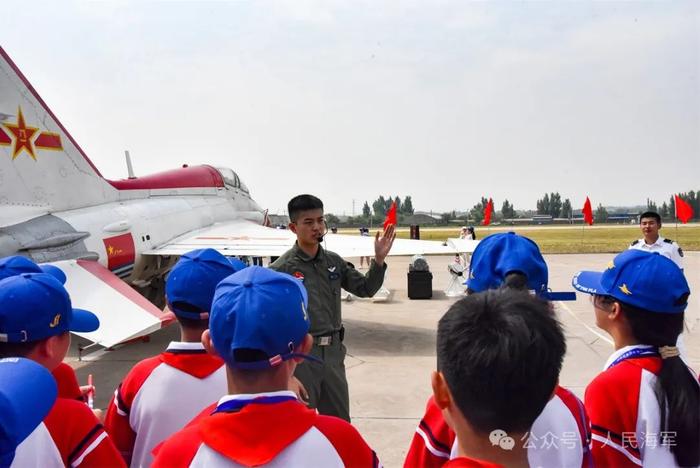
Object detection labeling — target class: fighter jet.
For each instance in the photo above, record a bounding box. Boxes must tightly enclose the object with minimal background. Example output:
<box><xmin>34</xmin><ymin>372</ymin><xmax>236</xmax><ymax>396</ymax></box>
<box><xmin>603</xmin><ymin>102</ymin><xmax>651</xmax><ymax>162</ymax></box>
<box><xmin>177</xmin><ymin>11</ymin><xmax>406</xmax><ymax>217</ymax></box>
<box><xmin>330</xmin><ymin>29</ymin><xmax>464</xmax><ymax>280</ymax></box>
<box><xmin>0</xmin><ymin>46</ymin><xmax>474</xmax><ymax>349</ymax></box>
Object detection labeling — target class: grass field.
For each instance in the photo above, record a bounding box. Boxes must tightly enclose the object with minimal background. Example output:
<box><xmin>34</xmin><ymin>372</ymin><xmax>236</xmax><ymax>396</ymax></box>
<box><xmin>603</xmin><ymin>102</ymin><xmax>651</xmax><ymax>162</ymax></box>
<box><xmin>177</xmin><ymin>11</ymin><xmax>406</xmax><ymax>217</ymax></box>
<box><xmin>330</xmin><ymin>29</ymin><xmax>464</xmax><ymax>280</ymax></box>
<box><xmin>338</xmin><ymin>225</ymin><xmax>700</xmax><ymax>254</ymax></box>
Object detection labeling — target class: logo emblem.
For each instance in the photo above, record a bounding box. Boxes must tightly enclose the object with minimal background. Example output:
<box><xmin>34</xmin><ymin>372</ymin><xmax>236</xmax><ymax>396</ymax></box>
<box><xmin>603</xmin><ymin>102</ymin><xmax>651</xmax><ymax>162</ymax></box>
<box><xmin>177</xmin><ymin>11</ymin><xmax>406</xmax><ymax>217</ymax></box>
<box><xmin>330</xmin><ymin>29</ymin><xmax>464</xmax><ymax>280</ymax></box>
<box><xmin>489</xmin><ymin>429</ymin><xmax>515</xmax><ymax>451</ymax></box>
<box><xmin>327</xmin><ymin>266</ymin><xmax>336</xmax><ymax>273</ymax></box>
<box><xmin>293</xmin><ymin>271</ymin><xmax>304</xmax><ymax>281</ymax></box>
<box><xmin>619</xmin><ymin>283</ymin><xmax>632</xmax><ymax>295</ymax></box>
<box><xmin>0</xmin><ymin>106</ymin><xmax>63</xmax><ymax>160</ymax></box>
<box><xmin>606</xmin><ymin>261</ymin><xmax>615</xmax><ymax>270</ymax></box>
<box><xmin>49</xmin><ymin>314</ymin><xmax>61</xmax><ymax>328</ymax></box>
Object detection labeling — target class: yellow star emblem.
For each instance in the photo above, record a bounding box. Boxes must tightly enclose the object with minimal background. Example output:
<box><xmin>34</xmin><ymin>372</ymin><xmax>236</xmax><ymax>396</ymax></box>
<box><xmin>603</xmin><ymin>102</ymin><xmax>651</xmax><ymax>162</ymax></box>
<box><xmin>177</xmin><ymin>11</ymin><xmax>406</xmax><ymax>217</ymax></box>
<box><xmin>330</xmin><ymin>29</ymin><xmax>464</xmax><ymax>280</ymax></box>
<box><xmin>618</xmin><ymin>283</ymin><xmax>632</xmax><ymax>295</ymax></box>
<box><xmin>606</xmin><ymin>261</ymin><xmax>615</xmax><ymax>270</ymax></box>
<box><xmin>3</xmin><ymin>107</ymin><xmax>39</xmax><ymax>160</ymax></box>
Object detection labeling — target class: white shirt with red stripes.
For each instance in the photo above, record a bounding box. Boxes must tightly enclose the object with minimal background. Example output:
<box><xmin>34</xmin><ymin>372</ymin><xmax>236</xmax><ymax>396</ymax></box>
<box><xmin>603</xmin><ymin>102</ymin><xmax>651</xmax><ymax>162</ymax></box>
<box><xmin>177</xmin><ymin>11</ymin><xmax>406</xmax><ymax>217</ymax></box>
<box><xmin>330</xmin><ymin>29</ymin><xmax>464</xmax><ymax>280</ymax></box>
<box><xmin>405</xmin><ymin>386</ymin><xmax>591</xmax><ymax>468</ymax></box>
<box><xmin>152</xmin><ymin>391</ymin><xmax>381</xmax><ymax>467</ymax></box>
<box><xmin>585</xmin><ymin>344</ymin><xmax>699</xmax><ymax>467</ymax></box>
<box><xmin>12</xmin><ymin>397</ymin><xmax>123</xmax><ymax>467</ymax></box>
<box><xmin>104</xmin><ymin>341</ymin><xmax>226</xmax><ymax>467</ymax></box>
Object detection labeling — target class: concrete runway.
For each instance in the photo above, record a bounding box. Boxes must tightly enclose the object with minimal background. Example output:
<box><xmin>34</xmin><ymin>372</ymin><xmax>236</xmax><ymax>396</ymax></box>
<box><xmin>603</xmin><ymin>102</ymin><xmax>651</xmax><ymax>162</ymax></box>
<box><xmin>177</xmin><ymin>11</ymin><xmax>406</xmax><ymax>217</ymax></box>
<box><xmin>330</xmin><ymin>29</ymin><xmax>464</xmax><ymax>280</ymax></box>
<box><xmin>67</xmin><ymin>252</ymin><xmax>699</xmax><ymax>467</ymax></box>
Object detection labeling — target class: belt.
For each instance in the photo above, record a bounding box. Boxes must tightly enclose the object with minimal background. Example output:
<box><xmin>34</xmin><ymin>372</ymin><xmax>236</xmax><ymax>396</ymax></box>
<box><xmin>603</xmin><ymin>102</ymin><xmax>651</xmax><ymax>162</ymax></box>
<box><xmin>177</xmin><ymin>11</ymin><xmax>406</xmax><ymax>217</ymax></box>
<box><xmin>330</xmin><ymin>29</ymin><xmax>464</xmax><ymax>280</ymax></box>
<box><xmin>313</xmin><ymin>327</ymin><xmax>344</xmax><ymax>346</ymax></box>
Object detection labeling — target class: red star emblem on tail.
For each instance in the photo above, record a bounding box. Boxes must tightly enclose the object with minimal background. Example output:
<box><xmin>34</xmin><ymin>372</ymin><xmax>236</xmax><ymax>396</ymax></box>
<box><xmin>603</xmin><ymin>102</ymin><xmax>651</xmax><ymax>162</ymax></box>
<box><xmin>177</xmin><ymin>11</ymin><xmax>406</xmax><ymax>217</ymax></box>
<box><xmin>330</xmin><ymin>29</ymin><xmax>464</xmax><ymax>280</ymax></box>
<box><xmin>3</xmin><ymin>107</ymin><xmax>39</xmax><ymax>160</ymax></box>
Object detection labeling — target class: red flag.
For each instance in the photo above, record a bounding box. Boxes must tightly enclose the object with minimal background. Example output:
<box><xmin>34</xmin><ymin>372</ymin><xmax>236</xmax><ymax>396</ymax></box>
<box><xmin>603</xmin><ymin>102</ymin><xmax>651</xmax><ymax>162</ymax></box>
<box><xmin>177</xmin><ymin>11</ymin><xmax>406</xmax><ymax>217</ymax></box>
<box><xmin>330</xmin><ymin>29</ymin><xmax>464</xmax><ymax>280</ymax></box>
<box><xmin>582</xmin><ymin>197</ymin><xmax>593</xmax><ymax>226</ymax></box>
<box><xmin>483</xmin><ymin>198</ymin><xmax>493</xmax><ymax>226</ymax></box>
<box><xmin>383</xmin><ymin>201</ymin><xmax>397</xmax><ymax>230</ymax></box>
<box><xmin>675</xmin><ymin>194</ymin><xmax>694</xmax><ymax>224</ymax></box>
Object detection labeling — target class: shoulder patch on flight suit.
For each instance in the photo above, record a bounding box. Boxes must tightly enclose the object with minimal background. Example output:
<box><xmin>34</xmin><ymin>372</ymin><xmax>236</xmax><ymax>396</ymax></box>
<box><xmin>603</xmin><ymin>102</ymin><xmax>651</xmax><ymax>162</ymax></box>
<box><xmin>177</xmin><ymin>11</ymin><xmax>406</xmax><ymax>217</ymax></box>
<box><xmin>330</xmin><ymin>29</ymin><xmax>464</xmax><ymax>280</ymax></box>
<box><xmin>631</xmin><ymin>239</ymin><xmax>640</xmax><ymax>246</ymax></box>
<box><xmin>678</xmin><ymin>247</ymin><xmax>684</xmax><ymax>257</ymax></box>
<box><xmin>663</xmin><ymin>238</ymin><xmax>674</xmax><ymax>244</ymax></box>
<box><xmin>293</xmin><ymin>271</ymin><xmax>305</xmax><ymax>281</ymax></box>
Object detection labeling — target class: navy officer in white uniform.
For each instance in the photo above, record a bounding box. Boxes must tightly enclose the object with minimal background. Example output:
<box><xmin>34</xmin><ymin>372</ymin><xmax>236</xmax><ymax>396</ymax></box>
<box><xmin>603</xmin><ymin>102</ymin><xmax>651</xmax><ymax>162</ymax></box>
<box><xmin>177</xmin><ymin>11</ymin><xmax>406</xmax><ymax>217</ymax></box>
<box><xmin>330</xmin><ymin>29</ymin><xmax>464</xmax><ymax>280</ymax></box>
<box><xmin>629</xmin><ymin>211</ymin><xmax>683</xmax><ymax>269</ymax></box>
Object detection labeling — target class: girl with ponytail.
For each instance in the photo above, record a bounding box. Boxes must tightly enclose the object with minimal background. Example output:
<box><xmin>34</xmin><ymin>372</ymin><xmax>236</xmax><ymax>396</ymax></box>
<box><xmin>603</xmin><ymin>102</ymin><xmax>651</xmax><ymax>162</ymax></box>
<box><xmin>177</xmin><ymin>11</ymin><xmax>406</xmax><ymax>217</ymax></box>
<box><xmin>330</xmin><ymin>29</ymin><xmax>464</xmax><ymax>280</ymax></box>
<box><xmin>573</xmin><ymin>249</ymin><xmax>699</xmax><ymax>467</ymax></box>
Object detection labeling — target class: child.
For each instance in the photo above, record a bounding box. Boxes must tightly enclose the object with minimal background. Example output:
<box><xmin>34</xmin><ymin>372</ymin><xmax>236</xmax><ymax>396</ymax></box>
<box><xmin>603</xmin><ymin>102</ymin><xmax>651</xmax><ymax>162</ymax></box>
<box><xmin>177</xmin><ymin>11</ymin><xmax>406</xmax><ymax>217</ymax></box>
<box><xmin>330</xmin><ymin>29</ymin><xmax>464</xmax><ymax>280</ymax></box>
<box><xmin>0</xmin><ymin>273</ymin><xmax>124</xmax><ymax>467</ymax></box>
<box><xmin>104</xmin><ymin>248</ymin><xmax>238</xmax><ymax>467</ymax></box>
<box><xmin>0</xmin><ymin>255</ymin><xmax>87</xmax><ymax>403</ymax></box>
<box><xmin>431</xmin><ymin>289</ymin><xmax>567</xmax><ymax>467</ymax></box>
<box><xmin>153</xmin><ymin>266</ymin><xmax>379</xmax><ymax>467</ymax></box>
<box><xmin>0</xmin><ymin>357</ymin><xmax>57</xmax><ymax>467</ymax></box>
<box><xmin>572</xmin><ymin>249</ymin><xmax>698</xmax><ymax>467</ymax></box>
<box><xmin>406</xmin><ymin>232</ymin><xmax>589</xmax><ymax>467</ymax></box>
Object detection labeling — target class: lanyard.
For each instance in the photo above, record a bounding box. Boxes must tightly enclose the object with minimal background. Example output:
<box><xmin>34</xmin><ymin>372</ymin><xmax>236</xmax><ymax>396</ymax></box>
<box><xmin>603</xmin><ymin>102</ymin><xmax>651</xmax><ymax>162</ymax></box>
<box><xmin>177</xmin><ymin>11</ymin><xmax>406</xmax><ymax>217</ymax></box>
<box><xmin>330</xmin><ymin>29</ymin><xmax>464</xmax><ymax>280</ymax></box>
<box><xmin>608</xmin><ymin>346</ymin><xmax>658</xmax><ymax>369</ymax></box>
<box><xmin>213</xmin><ymin>395</ymin><xmax>298</xmax><ymax>414</ymax></box>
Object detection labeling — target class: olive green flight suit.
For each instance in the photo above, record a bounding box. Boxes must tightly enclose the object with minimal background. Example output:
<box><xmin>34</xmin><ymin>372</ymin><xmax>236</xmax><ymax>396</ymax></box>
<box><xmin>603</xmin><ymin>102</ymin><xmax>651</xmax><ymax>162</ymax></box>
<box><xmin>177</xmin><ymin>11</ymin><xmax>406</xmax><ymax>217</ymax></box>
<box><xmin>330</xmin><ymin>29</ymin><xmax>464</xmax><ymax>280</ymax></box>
<box><xmin>270</xmin><ymin>242</ymin><xmax>387</xmax><ymax>421</ymax></box>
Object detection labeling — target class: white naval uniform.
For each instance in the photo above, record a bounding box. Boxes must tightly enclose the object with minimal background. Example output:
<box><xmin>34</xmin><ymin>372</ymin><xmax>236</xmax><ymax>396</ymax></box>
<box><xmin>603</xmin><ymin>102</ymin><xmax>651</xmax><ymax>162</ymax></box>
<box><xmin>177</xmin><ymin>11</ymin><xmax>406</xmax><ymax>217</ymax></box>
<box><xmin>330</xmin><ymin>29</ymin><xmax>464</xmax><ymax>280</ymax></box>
<box><xmin>628</xmin><ymin>236</ymin><xmax>683</xmax><ymax>269</ymax></box>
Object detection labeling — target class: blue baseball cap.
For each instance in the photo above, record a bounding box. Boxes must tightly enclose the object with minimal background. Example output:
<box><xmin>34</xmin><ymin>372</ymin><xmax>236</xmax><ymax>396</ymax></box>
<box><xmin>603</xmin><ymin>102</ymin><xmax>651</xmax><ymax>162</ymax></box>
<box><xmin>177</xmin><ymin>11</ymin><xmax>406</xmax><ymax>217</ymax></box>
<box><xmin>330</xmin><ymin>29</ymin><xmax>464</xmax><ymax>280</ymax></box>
<box><xmin>572</xmin><ymin>250</ymin><xmax>690</xmax><ymax>314</ymax></box>
<box><xmin>0</xmin><ymin>273</ymin><xmax>99</xmax><ymax>343</ymax></box>
<box><xmin>210</xmin><ymin>266</ymin><xmax>318</xmax><ymax>370</ymax></box>
<box><xmin>228</xmin><ymin>257</ymin><xmax>248</xmax><ymax>271</ymax></box>
<box><xmin>166</xmin><ymin>249</ymin><xmax>241</xmax><ymax>320</ymax></box>
<box><xmin>0</xmin><ymin>256</ymin><xmax>66</xmax><ymax>284</ymax></box>
<box><xmin>466</xmin><ymin>232</ymin><xmax>576</xmax><ymax>301</ymax></box>
<box><xmin>0</xmin><ymin>357</ymin><xmax>58</xmax><ymax>466</ymax></box>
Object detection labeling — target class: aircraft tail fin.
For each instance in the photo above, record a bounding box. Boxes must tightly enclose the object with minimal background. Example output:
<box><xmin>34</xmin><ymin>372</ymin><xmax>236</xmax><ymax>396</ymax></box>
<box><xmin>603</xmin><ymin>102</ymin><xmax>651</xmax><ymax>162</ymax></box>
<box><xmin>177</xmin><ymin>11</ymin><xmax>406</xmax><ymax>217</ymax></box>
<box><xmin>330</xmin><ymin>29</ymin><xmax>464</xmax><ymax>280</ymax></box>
<box><xmin>0</xmin><ymin>47</ymin><xmax>117</xmax><ymax>221</ymax></box>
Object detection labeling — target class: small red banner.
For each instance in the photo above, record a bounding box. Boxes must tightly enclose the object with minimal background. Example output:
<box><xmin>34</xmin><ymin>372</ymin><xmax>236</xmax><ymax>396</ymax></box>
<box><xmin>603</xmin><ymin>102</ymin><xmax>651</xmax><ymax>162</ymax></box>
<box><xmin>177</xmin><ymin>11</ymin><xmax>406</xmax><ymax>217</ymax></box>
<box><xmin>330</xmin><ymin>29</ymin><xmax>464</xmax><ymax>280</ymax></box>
<box><xmin>103</xmin><ymin>233</ymin><xmax>136</xmax><ymax>271</ymax></box>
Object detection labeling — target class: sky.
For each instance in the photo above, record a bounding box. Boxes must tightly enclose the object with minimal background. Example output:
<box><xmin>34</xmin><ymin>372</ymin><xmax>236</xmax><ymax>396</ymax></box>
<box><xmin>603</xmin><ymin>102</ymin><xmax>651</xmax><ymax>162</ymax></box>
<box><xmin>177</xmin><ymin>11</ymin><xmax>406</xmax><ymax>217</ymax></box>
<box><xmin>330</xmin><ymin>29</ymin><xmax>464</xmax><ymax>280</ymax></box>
<box><xmin>2</xmin><ymin>1</ymin><xmax>698</xmax><ymax>215</ymax></box>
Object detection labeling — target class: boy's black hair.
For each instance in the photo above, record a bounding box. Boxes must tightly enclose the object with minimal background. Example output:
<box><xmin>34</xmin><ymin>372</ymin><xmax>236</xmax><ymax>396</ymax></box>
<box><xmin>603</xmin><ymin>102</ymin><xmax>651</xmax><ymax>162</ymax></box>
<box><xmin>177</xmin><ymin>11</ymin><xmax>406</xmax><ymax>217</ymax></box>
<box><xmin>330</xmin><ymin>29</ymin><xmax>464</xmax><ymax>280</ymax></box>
<box><xmin>0</xmin><ymin>340</ymin><xmax>41</xmax><ymax>358</ymax></box>
<box><xmin>466</xmin><ymin>271</ymin><xmax>527</xmax><ymax>296</ymax></box>
<box><xmin>639</xmin><ymin>211</ymin><xmax>661</xmax><ymax>225</ymax></box>
<box><xmin>288</xmin><ymin>195</ymin><xmax>323</xmax><ymax>223</ymax></box>
<box><xmin>169</xmin><ymin>301</ymin><xmax>210</xmax><ymax>329</ymax></box>
<box><xmin>437</xmin><ymin>289</ymin><xmax>565</xmax><ymax>434</ymax></box>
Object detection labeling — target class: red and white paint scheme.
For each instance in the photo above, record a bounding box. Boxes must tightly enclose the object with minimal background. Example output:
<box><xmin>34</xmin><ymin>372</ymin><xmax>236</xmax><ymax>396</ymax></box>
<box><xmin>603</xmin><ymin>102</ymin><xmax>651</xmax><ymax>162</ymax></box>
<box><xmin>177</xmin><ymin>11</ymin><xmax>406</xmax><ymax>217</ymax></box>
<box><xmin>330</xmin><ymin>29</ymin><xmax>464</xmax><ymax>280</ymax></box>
<box><xmin>0</xmin><ymin>46</ymin><xmax>468</xmax><ymax>348</ymax></box>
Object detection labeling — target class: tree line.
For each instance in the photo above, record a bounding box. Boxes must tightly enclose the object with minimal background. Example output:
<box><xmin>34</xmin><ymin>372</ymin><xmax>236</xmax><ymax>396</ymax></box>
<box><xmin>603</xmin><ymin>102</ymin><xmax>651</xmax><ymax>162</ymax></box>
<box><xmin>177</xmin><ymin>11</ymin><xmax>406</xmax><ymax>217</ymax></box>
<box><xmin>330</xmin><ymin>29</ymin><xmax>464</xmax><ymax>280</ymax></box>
<box><xmin>326</xmin><ymin>195</ymin><xmax>415</xmax><ymax>227</ymax></box>
<box><xmin>646</xmin><ymin>191</ymin><xmax>699</xmax><ymax>221</ymax></box>
<box><xmin>326</xmin><ymin>190</ymin><xmax>699</xmax><ymax>227</ymax></box>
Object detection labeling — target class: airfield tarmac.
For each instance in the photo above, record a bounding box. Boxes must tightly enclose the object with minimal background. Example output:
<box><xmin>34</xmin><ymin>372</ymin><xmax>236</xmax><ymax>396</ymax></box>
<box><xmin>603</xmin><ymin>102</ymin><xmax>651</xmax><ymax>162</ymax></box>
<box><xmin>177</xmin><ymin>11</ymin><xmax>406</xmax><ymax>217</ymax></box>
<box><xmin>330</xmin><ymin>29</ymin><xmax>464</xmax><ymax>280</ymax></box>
<box><xmin>67</xmin><ymin>252</ymin><xmax>699</xmax><ymax>467</ymax></box>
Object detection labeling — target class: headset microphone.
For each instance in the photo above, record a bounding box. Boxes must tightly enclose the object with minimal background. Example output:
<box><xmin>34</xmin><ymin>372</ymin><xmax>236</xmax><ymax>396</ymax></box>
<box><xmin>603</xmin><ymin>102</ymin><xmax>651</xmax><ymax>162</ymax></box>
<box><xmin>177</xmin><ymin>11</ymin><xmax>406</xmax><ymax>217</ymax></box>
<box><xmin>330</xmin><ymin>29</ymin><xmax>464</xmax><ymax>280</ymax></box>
<box><xmin>317</xmin><ymin>220</ymin><xmax>329</xmax><ymax>243</ymax></box>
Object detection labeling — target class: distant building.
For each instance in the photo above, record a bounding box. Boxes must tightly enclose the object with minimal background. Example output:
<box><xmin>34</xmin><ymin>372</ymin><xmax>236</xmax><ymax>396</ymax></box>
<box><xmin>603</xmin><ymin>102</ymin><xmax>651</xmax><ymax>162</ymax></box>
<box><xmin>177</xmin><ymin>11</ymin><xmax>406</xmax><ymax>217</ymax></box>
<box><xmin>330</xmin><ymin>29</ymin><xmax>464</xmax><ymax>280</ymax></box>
<box><xmin>532</xmin><ymin>215</ymin><xmax>553</xmax><ymax>225</ymax></box>
<box><xmin>403</xmin><ymin>213</ymin><xmax>440</xmax><ymax>225</ymax></box>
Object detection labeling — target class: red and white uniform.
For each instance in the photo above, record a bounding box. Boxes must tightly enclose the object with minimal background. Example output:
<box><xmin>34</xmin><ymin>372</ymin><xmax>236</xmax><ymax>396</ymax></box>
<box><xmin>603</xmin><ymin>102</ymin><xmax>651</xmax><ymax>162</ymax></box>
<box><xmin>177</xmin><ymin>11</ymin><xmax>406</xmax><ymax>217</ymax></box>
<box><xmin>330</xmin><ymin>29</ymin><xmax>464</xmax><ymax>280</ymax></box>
<box><xmin>12</xmin><ymin>397</ymin><xmax>124</xmax><ymax>467</ymax></box>
<box><xmin>52</xmin><ymin>362</ymin><xmax>84</xmax><ymax>401</ymax></box>
<box><xmin>152</xmin><ymin>391</ymin><xmax>380</xmax><ymax>467</ymax></box>
<box><xmin>585</xmin><ymin>344</ymin><xmax>700</xmax><ymax>467</ymax></box>
<box><xmin>104</xmin><ymin>342</ymin><xmax>226</xmax><ymax>467</ymax></box>
<box><xmin>405</xmin><ymin>386</ymin><xmax>591</xmax><ymax>468</ymax></box>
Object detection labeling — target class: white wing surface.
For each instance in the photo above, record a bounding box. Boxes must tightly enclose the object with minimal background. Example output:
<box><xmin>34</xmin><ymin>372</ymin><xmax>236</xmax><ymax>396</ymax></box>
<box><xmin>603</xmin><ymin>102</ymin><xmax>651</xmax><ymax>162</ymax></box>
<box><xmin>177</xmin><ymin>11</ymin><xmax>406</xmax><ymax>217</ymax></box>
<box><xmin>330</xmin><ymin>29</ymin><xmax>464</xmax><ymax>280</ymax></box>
<box><xmin>144</xmin><ymin>220</ymin><xmax>467</xmax><ymax>258</ymax></box>
<box><xmin>52</xmin><ymin>260</ymin><xmax>173</xmax><ymax>348</ymax></box>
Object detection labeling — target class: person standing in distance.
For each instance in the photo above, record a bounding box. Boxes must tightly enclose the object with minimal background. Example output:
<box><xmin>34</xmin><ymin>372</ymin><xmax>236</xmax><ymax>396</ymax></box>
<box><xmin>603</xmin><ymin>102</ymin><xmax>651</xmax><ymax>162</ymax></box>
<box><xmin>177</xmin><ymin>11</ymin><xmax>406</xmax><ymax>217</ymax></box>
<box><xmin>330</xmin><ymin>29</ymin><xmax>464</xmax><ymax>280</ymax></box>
<box><xmin>629</xmin><ymin>211</ymin><xmax>683</xmax><ymax>269</ymax></box>
<box><xmin>270</xmin><ymin>194</ymin><xmax>396</xmax><ymax>421</ymax></box>
<box><xmin>359</xmin><ymin>227</ymin><xmax>371</xmax><ymax>269</ymax></box>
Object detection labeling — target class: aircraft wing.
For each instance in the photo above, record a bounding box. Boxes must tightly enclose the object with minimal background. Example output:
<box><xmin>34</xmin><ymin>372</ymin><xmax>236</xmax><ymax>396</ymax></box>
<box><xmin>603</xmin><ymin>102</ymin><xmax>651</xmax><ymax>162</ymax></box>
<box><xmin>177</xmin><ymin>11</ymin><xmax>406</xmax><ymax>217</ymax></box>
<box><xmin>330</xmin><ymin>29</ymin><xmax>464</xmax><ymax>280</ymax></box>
<box><xmin>144</xmin><ymin>219</ymin><xmax>463</xmax><ymax>258</ymax></box>
<box><xmin>52</xmin><ymin>260</ymin><xmax>173</xmax><ymax>348</ymax></box>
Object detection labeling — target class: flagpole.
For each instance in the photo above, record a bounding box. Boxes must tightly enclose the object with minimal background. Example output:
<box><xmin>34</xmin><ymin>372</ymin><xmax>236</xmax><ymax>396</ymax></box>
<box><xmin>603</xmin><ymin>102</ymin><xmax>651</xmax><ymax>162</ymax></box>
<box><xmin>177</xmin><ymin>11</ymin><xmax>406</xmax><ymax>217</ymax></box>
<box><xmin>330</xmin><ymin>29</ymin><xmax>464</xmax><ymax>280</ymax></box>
<box><xmin>674</xmin><ymin>194</ymin><xmax>679</xmax><ymax>243</ymax></box>
<box><xmin>675</xmin><ymin>211</ymin><xmax>679</xmax><ymax>244</ymax></box>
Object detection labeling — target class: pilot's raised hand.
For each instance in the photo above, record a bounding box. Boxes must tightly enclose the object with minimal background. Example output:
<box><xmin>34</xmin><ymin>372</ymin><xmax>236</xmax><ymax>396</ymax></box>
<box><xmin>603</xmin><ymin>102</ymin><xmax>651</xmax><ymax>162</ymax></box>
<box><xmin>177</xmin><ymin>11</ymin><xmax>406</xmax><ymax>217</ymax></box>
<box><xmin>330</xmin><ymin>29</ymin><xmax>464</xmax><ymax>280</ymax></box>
<box><xmin>374</xmin><ymin>224</ymin><xmax>396</xmax><ymax>266</ymax></box>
